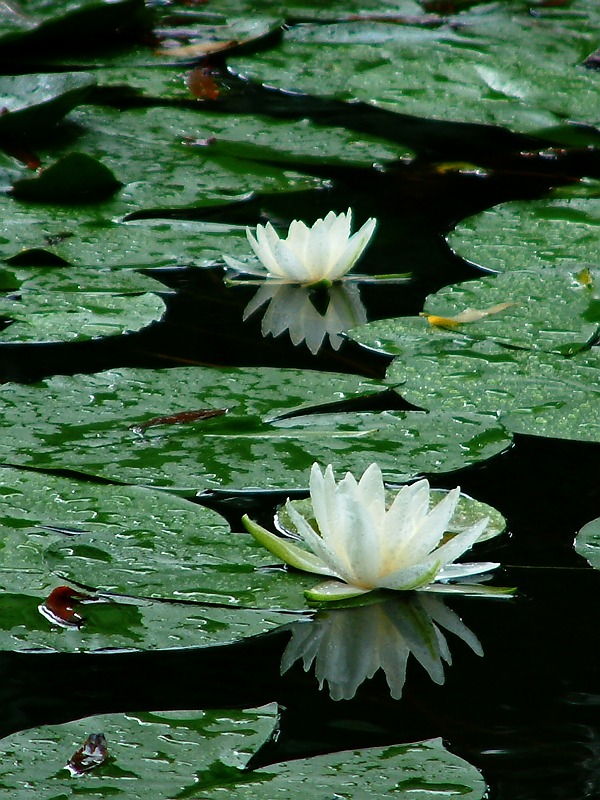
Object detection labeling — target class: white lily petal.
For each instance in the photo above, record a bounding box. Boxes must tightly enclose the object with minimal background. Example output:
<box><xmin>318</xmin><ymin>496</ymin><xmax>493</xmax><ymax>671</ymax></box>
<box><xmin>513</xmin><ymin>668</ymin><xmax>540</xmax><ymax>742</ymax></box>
<box><xmin>400</xmin><ymin>487</ymin><xmax>462</xmax><ymax>565</ymax></box>
<box><xmin>305</xmin><ymin>217</ymin><xmax>333</xmax><ymax>279</ymax></box>
<box><xmin>286</xmin><ymin>219</ymin><xmax>311</xmax><ymax>261</ymax></box>
<box><xmin>356</xmin><ymin>462</ymin><xmax>386</xmax><ymax>529</ymax></box>
<box><xmin>247</xmin><ymin>225</ymin><xmax>284</xmax><ymax>278</ymax></box>
<box><xmin>328</xmin><ymin>216</ymin><xmax>377</xmax><ymax>281</ymax></box>
<box><xmin>285</xmin><ymin>501</ymin><xmax>350</xmax><ymax>580</ymax></box>
<box><xmin>334</xmin><ymin>477</ymin><xmax>382</xmax><ymax>586</ymax></box>
<box><xmin>271</xmin><ymin>238</ymin><xmax>312</xmax><ymax>282</ymax></box>
<box><xmin>428</xmin><ymin>516</ymin><xmax>490</xmax><ymax>570</ymax></box>
<box><xmin>436</xmin><ymin>561</ymin><xmax>499</xmax><ymax>580</ymax></box>
<box><xmin>309</xmin><ymin>463</ymin><xmax>336</xmax><ymax>542</ymax></box>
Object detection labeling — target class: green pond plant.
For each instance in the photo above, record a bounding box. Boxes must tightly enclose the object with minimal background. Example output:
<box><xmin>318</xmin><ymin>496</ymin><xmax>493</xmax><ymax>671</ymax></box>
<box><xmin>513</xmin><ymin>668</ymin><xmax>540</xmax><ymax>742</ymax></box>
<box><xmin>224</xmin><ymin>208</ymin><xmax>377</xmax><ymax>285</ymax></box>
<box><xmin>243</xmin><ymin>463</ymin><xmax>504</xmax><ymax>602</ymax></box>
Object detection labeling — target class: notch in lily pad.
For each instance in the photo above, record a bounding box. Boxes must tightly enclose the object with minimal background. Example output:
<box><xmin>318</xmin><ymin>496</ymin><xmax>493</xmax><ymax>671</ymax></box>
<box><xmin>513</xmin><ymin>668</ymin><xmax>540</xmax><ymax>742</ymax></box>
<box><xmin>12</xmin><ymin>153</ymin><xmax>122</xmax><ymax>202</ymax></box>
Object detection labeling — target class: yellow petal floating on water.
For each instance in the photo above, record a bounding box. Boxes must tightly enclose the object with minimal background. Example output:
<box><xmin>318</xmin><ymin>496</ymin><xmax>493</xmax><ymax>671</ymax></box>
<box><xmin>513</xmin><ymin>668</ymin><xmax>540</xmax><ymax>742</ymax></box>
<box><xmin>575</xmin><ymin>267</ymin><xmax>593</xmax><ymax>287</ymax></box>
<box><xmin>421</xmin><ymin>302</ymin><xmax>515</xmax><ymax>329</ymax></box>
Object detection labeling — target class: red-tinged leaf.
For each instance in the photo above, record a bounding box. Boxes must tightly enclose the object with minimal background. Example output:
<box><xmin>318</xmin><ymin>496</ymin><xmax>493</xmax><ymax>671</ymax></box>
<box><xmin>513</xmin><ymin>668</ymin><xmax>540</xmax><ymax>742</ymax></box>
<box><xmin>38</xmin><ymin>585</ymin><xmax>96</xmax><ymax>630</ymax></box>
<box><xmin>66</xmin><ymin>733</ymin><xmax>109</xmax><ymax>776</ymax></box>
<box><xmin>130</xmin><ymin>407</ymin><xmax>227</xmax><ymax>434</ymax></box>
<box><xmin>186</xmin><ymin>66</ymin><xmax>222</xmax><ymax>100</ymax></box>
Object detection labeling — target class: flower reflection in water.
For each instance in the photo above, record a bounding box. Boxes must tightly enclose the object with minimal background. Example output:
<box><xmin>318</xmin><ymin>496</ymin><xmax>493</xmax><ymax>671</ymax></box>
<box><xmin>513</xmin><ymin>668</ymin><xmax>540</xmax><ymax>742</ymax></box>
<box><xmin>243</xmin><ymin>282</ymin><xmax>367</xmax><ymax>355</ymax></box>
<box><xmin>281</xmin><ymin>594</ymin><xmax>482</xmax><ymax>701</ymax></box>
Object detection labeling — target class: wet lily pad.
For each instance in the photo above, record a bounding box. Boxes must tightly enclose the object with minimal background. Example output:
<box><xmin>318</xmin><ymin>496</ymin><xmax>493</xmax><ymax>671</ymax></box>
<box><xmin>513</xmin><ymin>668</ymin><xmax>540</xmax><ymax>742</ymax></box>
<box><xmin>27</xmin><ymin>105</ymin><xmax>324</xmax><ymax>214</ymax></box>
<box><xmin>0</xmin><ymin>291</ymin><xmax>166</xmax><ymax>343</ymax></box>
<box><xmin>0</xmin><ymin>73</ymin><xmax>95</xmax><ymax>135</ymax></box>
<box><xmin>350</xmin><ymin>268</ymin><xmax>600</xmax><ymax>356</ymax></box>
<box><xmin>0</xmin><ymin>207</ymin><xmax>249</xmax><ymax>270</ymax></box>
<box><xmin>0</xmin><ymin>704</ymin><xmax>486</xmax><ymax>799</ymax></box>
<box><xmin>229</xmin><ymin>2</ymin><xmax>600</xmax><ymax>145</ymax></box>
<box><xmin>448</xmin><ymin>199</ymin><xmax>600</xmax><ymax>273</ymax></box>
<box><xmin>0</xmin><ymin>366</ymin><xmax>511</xmax><ymax>492</ymax></box>
<box><xmin>0</xmin><ymin>0</ymin><xmax>147</xmax><ymax>55</ymax></box>
<box><xmin>4</xmin><ymin>264</ymin><xmax>167</xmax><ymax>294</ymax></box>
<box><xmin>0</xmin><ymin>466</ymin><xmax>306</xmax><ymax>631</ymax></box>
<box><xmin>574</xmin><ymin>516</ymin><xmax>600</xmax><ymax>571</ymax></box>
<box><xmin>385</xmin><ymin>336</ymin><xmax>600</xmax><ymax>443</ymax></box>
<box><xmin>12</xmin><ymin>153</ymin><xmax>122</xmax><ymax>202</ymax></box>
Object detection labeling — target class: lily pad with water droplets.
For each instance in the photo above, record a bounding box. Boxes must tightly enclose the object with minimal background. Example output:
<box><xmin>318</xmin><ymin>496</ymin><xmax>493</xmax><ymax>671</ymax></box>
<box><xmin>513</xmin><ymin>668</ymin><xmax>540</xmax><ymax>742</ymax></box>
<box><xmin>385</xmin><ymin>336</ymin><xmax>600</xmax><ymax>443</ymax></box>
<box><xmin>0</xmin><ymin>467</ymin><xmax>305</xmax><ymax>639</ymax></box>
<box><xmin>0</xmin><ymin>705</ymin><xmax>487</xmax><ymax>800</ymax></box>
<box><xmin>448</xmin><ymin>199</ymin><xmax>600</xmax><ymax>273</ymax></box>
<box><xmin>0</xmin><ymin>291</ymin><xmax>166</xmax><ymax>343</ymax></box>
<box><xmin>349</xmin><ymin>268</ymin><xmax>600</xmax><ymax>356</ymax></box>
<box><xmin>0</xmin><ymin>366</ymin><xmax>511</xmax><ymax>493</ymax></box>
<box><xmin>0</xmin><ymin>73</ymin><xmax>95</xmax><ymax>135</ymax></box>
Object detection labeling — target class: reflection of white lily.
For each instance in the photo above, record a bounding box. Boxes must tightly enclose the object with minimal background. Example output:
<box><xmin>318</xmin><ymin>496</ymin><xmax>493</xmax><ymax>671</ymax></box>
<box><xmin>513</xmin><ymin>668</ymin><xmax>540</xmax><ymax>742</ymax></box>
<box><xmin>243</xmin><ymin>282</ymin><xmax>367</xmax><ymax>355</ymax></box>
<box><xmin>243</xmin><ymin>463</ymin><xmax>499</xmax><ymax>602</ymax></box>
<box><xmin>224</xmin><ymin>209</ymin><xmax>377</xmax><ymax>286</ymax></box>
<box><xmin>281</xmin><ymin>594</ymin><xmax>483</xmax><ymax>700</ymax></box>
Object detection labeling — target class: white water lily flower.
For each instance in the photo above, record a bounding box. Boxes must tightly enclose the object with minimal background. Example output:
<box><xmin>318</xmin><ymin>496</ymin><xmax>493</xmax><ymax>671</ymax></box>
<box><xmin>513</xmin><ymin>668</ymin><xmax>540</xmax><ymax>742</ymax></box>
<box><xmin>224</xmin><ymin>209</ymin><xmax>377</xmax><ymax>286</ymax></box>
<box><xmin>243</xmin><ymin>463</ymin><xmax>500</xmax><ymax>602</ymax></box>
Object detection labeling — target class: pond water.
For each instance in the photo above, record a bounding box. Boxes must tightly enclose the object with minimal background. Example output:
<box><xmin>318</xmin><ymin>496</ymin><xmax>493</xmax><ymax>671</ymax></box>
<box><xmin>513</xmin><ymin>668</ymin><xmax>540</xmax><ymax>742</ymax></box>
<box><xmin>0</xmin><ymin>1</ymin><xmax>599</xmax><ymax>798</ymax></box>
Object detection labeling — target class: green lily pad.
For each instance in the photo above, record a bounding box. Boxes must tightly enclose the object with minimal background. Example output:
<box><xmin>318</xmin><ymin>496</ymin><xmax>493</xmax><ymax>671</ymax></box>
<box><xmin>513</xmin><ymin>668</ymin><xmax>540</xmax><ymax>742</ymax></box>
<box><xmin>0</xmin><ymin>290</ymin><xmax>166</xmax><ymax>343</ymax></box>
<box><xmin>350</xmin><ymin>268</ymin><xmax>600</xmax><ymax>356</ymax></box>
<box><xmin>12</xmin><ymin>153</ymin><xmax>122</xmax><ymax>202</ymax></box>
<box><xmin>0</xmin><ymin>0</ymin><xmax>147</xmax><ymax>54</ymax></box>
<box><xmin>0</xmin><ymin>705</ymin><xmax>279</xmax><ymax>798</ymax></box>
<box><xmin>29</xmin><ymin>105</ymin><xmax>324</xmax><ymax>214</ymax></box>
<box><xmin>0</xmin><ymin>73</ymin><xmax>95</xmax><ymax>136</ymax></box>
<box><xmin>229</xmin><ymin>2</ymin><xmax>600</xmax><ymax>147</ymax></box>
<box><xmin>93</xmin><ymin>66</ymin><xmax>414</xmax><ymax>164</ymax></box>
<box><xmin>0</xmin><ymin>589</ymin><xmax>296</xmax><ymax>654</ymax></box>
<box><xmin>278</xmin><ymin>488</ymin><xmax>507</xmax><ymax>545</ymax></box>
<box><xmin>0</xmin><ymin>365</ymin><xmax>511</xmax><ymax>493</ymax></box>
<box><xmin>385</xmin><ymin>336</ymin><xmax>600</xmax><ymax>442</ymax></box>
<box><xmin>574</xmin><ymin>516</ymin><xmax>600</xmax><ymax>571</ymax></box>
<box><xmin>0</xmin><ymin>466</ymin><xmax>307</xmax><ymax>632</ymax></box>
<box><xmin>448</xmin><ymin>198</ymin><xmax>600</xmax><ymax>273</ymax></box>
<box><xmin>0</xmin><ymin>704</ymin><xmax>486</xmax><ymax>799</ymax></box>
<box><xmin>0</xmin><ymin>206</ymin><xmax>249</xmax><ymax>270</ymax></box>
<box><xmin>5</xmin><ymin>264</ymin><xmax>167</xmax><ymax>294</ymax></box>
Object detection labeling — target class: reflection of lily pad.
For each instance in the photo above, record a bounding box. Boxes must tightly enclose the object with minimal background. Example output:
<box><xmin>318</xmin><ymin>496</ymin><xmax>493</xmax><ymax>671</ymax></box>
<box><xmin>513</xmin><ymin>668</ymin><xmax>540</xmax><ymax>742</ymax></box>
<box><xmin>277</xmin><ymin>489</ymin><xmax>506</xmax><ymax>545</ymax></box>
<box><xmin>448</xmin><ymin>199</ymin><xmax>600</xmax><ymax>273</ymax></box>
<box><xmin>0</xmin><ymin>704</ymin><xmax>486</xmax><ymax>799</ymax></box>
<box><xmin>0</xmin><ymin>366</ymin><xmax>511</xmax><ymax>492</ymax></box>
<box><xmin>0</xmin><ymin>291</ymin><xmax>166</xmax><ymax>343</ymax></box>
<box><xmin>385</xmin><ymin>336</ymin><xmax>600</xmax><ymax>443</ymax></box>
<box><xmin>350</xmin><ymin>269</ymin><xmax>600</xmax><ymax>356</ymax></box>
